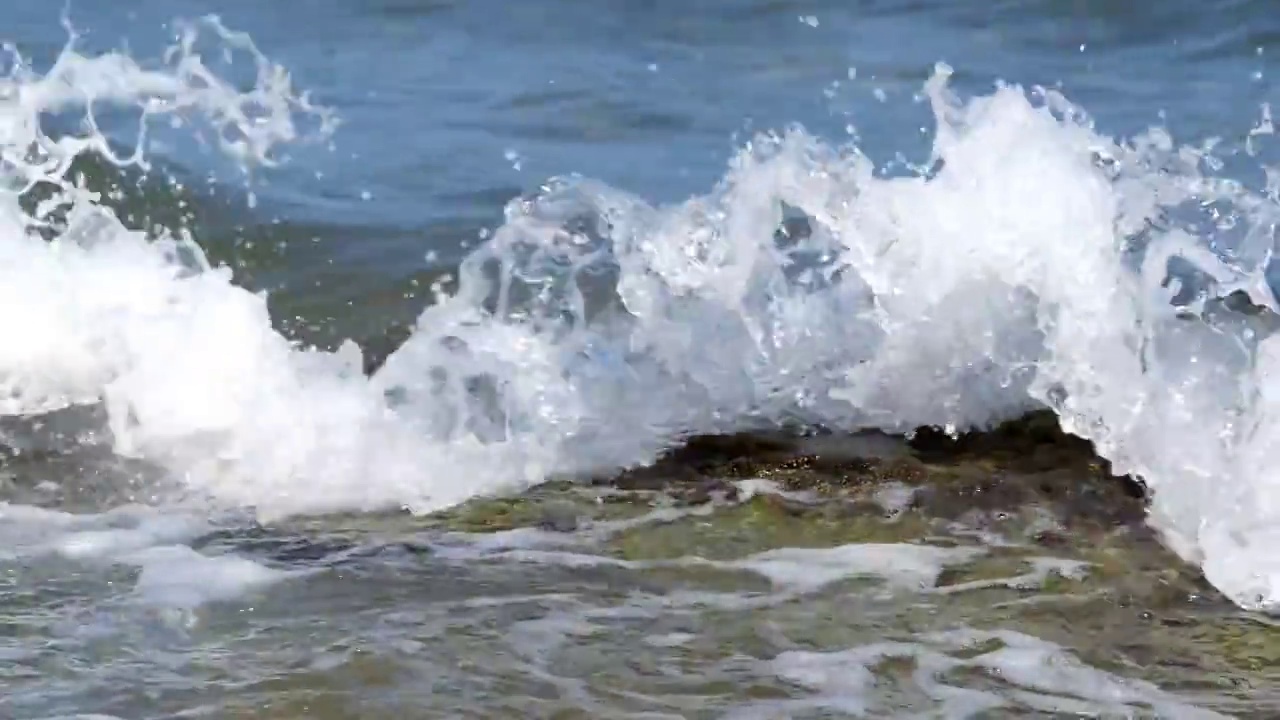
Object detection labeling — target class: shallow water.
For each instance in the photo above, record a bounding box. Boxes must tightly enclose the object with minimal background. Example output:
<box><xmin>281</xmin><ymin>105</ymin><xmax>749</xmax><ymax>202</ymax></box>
<box><xmin>4</xmin><ymin>0</ymin><xmax>1280</xmax><ymax>716</ymax></box>
<box><xmin>6</xmin><ymin>472</ymin><xmax>1278</xmax><ymax>718</ymax></box>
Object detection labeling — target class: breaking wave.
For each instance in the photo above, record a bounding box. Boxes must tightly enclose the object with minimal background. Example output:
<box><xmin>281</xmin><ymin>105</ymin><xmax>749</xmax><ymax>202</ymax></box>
<box><xmin>3</xmin><ymin>17</ymin><xmax>1280</xmax><ymax>612</ymax></box>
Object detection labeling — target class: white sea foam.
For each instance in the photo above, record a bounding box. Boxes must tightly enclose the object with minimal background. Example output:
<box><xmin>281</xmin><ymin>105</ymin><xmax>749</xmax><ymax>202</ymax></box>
<box><xmin>127</xmin><ymin>544</ymin><xmax>290</xmax><ymax>607</ymax></box>
<box><xmin>0</xmin><ymin>500</ymin><xmax>290</xmax><ymax>609</ymax></box>
<box><xmin>0</xmin><ymin>20</ymin><xmax>1277</xmax><ymax>613</ymax></box>
<box><xmin>733</xmin><ymin>543</ymin><xmax>982</xmax><ymax>592</ymax></box>
<box><xmin>761</xmin><ymin>629</ymin><xmax>1227</xmax><ymax>719</ymax></box>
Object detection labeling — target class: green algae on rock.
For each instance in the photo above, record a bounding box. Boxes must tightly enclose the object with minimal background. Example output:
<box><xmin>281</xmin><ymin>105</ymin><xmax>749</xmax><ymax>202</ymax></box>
<box><xmin>597</xmin><ymin>410</ymin><xmax>1148</xmax><ymax>532</ymax></box>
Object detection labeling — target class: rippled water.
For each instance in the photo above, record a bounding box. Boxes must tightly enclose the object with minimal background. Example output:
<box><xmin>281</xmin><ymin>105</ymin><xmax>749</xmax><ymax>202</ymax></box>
<box><xmin>6</xmin><ymin>474</ymin><xmax>1275</xmax><ymax>718</ymax></box>
<box><xmin>3</xmin><ymin>1</ymin><xmax>1280</xmax><ymax>717</ymax></box>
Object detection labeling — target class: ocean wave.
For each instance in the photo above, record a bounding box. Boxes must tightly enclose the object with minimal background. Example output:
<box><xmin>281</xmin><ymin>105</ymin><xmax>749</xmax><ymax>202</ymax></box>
<box><xmin>2</xmin><ymin>18</ymin><xmax>1280</xmax><ymax>612</ymax></box>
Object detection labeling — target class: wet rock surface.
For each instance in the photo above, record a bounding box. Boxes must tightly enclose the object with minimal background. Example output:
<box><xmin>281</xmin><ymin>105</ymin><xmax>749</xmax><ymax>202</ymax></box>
<box><xmin>603</xmin><ymin>410</ymin><xmax>1149</xmax><ymax>534</ymax></box>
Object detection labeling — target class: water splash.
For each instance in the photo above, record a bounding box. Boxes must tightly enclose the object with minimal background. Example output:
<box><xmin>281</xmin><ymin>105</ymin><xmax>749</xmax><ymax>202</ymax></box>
<box><xmin>1</xmin><ymin>23</ymin><xmax>1279</xmax><ymax>611</ymax></box>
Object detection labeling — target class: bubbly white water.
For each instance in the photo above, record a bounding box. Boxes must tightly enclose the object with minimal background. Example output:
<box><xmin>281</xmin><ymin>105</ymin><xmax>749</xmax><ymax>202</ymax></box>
<box><xmin>760</xmin><ymin>629</ymin><xmax>1229</xmax><ymax>719</ymax></box>
<box><xmin>2</xmin><ymin>18</ymin><xmax>1280</xmax><ymax>614</ymax></box>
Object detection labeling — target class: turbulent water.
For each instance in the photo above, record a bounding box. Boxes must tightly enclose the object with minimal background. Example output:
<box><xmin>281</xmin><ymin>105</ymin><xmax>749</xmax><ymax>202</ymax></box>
<box><xmin>4</xmin><ymin>2</ymin><xmax>1280</xmax><ymax>717</ymax></box>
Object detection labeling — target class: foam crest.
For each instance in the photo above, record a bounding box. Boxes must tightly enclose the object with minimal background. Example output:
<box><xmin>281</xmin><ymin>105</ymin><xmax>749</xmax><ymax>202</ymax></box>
<box><xmin>384</xmin><ymin>71</ymin><xmax>1280</xmax><ymax>613</ymax></box>
<box><xmin>2</xmin><ymin>23</ymin><xmax>1280</xmax><ymax>613</ymax></box>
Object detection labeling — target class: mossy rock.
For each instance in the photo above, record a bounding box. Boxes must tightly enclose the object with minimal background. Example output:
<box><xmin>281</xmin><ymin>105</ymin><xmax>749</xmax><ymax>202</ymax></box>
<box><xmin>608</xmin><ymin>493</ymin><xmax>933</xmax><ymax>562</ymax></box>
<box><xmin>604</xmin><ymin>432</ymin><xmax>802</xmax><ymax>491</ymax></box>
<box><xmin>935</xmin><ymin>552</ymin><xmax>1067</xmax><ymax>591</ymax></box>
<box><xmin>426</xmin><ymin>482</ymin><xmax>648</xmax><ymax>533</ymax></box>
<box><xmin>1188</xmin><ymin>616</ymin><xmax>1280</xmax><ymax>675</ymax></box>
<box><xmin>589</xmin><ymin>410</ymin><xmax>1147</xmax><ymax>536</ymax></box>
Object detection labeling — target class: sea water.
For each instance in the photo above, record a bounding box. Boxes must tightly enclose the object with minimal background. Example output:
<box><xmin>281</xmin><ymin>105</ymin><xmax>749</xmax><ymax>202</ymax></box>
<box><xmin>1</xmin><ymin>2</ymin><xmax>1279</xmax><ymax>717</ymax></box>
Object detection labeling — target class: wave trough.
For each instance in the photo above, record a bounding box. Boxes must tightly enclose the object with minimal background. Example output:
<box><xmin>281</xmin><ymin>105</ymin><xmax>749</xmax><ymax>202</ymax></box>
<box><xmin>2</xmin><ymin>19</ymin><xmax>1280</xmax><ymax>613</ymax></box>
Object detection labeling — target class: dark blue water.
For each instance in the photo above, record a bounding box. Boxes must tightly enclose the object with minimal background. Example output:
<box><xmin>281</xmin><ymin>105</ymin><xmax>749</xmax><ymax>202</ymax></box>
<box><xmin>14</xmin><ymin>0</ymin><xmax>1278</xmax><ymax>332</ymax></box>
